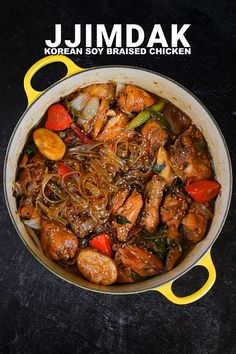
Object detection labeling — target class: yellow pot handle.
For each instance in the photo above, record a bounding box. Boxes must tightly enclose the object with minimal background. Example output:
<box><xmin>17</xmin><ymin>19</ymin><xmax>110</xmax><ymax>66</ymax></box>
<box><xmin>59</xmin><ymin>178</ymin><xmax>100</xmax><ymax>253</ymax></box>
<box><xmin>154</xmin><ymin>250</ymin><xmax>216</xmax><ymax>305</ymax></box>
<box><xmin>23</xmin><ymin>55</ymin><xmax>84</xmax><ymax>107</ymax></box>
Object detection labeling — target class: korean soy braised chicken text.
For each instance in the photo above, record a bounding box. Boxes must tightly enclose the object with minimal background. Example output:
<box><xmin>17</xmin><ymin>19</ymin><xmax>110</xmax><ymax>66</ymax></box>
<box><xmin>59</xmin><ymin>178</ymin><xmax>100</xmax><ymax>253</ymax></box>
<box><xmin>14</xmin><ymin>83</ymin><xmax>221</xmax><ymax>285</ymax></box>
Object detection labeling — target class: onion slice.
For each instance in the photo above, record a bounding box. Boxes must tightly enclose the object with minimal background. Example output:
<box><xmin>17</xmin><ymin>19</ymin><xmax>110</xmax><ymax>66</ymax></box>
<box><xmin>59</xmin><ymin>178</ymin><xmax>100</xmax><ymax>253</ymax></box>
<box><xmin>24</xmin><ymin>225</ymin><xmax>42</xmax><ymax>251</ymax></box>
<box><xmin>116</xmin><ymin>83</ymin><xmax>125</xmax><ymax>97</ymax></box>
<box><xmin>195</xmin><ymin>203</ymin><xmax>213</xmax><ymax>219</ymax></box>
<box><xmin>71</xmin><ymin>92</ymin><xmax>90</xmax><ymax>111</ymax></box>
<box><xmin>23</xmin><ymin>218</ymin><xmax>41</xmax><ymax>230</ymax></box>
<box><xmin>81</xmin><ymin>97</ymin><xmax>100</xmax><ymax>122</ymax></box>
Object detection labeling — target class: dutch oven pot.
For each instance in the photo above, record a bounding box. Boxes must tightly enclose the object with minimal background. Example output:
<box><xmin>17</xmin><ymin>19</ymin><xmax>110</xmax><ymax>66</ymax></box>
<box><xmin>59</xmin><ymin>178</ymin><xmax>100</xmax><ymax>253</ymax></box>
<box><xmin>4</xmin><ymin>55</ymin><xmax>232</xmax><ymax>304</ymax></box>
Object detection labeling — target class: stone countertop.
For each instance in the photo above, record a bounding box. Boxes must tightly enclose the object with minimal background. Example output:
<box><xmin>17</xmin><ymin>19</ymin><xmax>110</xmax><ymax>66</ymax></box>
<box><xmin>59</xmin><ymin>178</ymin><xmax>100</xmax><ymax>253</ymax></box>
<box><xmin>0</xmin><ymin>1</ymin><xmax>236</xmax><ymax>353</ymax></box>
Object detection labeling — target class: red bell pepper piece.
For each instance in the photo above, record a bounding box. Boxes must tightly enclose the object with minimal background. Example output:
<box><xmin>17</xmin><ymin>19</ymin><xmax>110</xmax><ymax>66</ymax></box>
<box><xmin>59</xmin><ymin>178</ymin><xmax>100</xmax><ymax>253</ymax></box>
<box><xmin>58</xmin><ymin>161</ymin><xmax>71</xmax><ymax>176</ymax></box>
<box><xmin>45</xmin><ymin>104</ymin><xmax>73</xmax><ymax>131</ymax></box>
<box><xmin>70</xmin><ymin>123</ymin><xmax>92</xmax><ymax>144</ymax></box>
<box><xmin>185</xmin><ymin>179</ymin><xmax>221</xmax><ymax>203</ymax></box>
<box><xmin>89</xmin><ymin>234</ymin><xmax>112</xmax><ymax>257</ymax></box>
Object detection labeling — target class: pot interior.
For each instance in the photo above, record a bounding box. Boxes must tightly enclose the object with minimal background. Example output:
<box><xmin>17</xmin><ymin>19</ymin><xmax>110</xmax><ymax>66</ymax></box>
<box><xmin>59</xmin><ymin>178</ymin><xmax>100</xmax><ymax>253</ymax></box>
<box><xmin>4</xmin><ymin>66</ymin><xmax>232</xmax><ymax>294</ymax></box>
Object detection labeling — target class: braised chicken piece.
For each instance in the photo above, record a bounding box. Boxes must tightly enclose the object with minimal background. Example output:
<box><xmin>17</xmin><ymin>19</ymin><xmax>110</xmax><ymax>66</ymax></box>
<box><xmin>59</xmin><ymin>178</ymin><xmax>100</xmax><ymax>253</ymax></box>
<box><xmin>161</xmin><ymin>186</ymin><xmax>189</xmax><ymax>240</ymax></box>
<box><xmin>167</xmin><ymin>226</ymin><xmax>182</xmax><ymax>240</ymax></box>
<box><xmin>17</xmin><ymin>152</ymin><xmax>45</xmax><ymax>197</ymax></box>
<box><xmin>182</xmin><ymin>202</ymin><xmax>209</xmax><ymax>243</ymax></box>
<box><xmin>116</xmin><ymin>265</ymin><xmax>135</xmax><ymax>283</ymax></box>
<box><xmin>165</xmin><ymin>244</ymin><xmax>182</xmax><ymax>271</ymax></box>
<box><xmin>141</xmin><ymin>118</ymin><xmax>169</xmax><ymax>158</ymax></box>
<box><xmin>162</xmin><ymin>102</ymin><xmax>191</xmax><ymax>135</ymax></box>
<box><xmin>17</xmin><ymin>152</ymin><xmax>46</xmax><ymax>219</ymax></box>
<box><xmin>75</xmin><ymin>215</ymin><xmax>98</xmax><ymax>238</ymax></box>
<box><xmin>31</xmin><ymin>152</ymin><xmax>46</xmax><ymax>166</ymax></box>
<box><xmin>18</xmin><ymin>197</ymin><xmax>39</xmax><ymax>220</ymax></box>
<box><xmin>118</xmin><ymin>84</ymin><xmax>155</xmax><ymax>113</ymax></box>
<box><xmin>140</xmin><ymin>175</ymin><xmax>166</xmax><ymax>233</ymax></box>
<box><xmin>169</xmin><ymin>125</ymin><xmax>212</xmax><ymax>181</ymax></box>
<box><xmin>116</xmin><ymin>245</ymin><xmax>163</xmax><ymax>277</ymax></box>
<box><xmin>19</xmin><ymin>153</ymin><xmax>29</xmax><ymax>168</ymax></box>
<box><xmin>91</xmin><ymin>98</ymin><xmax>109</xmax><ymax>138</ymax></box>
<box><xmin>40</xmin><ymin>219</ymin><xmax>78</xmax><ymax>261</ymax></box>
<box><xmin>97</xmin><ymin>110</ymin><xmax>135</xmax><ymax>142</ymax></box>
<box><xmin>64</xmin><ymin>201</ymin><xmax>97</xmax><ymax>238</ymax></box>
<box><xmin>113</xmin><ymin>191</ymin><xmax>143</xmax><ymax>242</ymax></box>
<box><xmin>17</xmin><ymin>167</ymin><xmax>31</xmax><ymax>196</ymax></box>
<box><xmin>82</xmin><ymin>83</ymin><xmax>115</xmax><ymax>101</ymax></box>
<box><xmin>28</xmin><ymin>153</ymin><xmax>46</xmax><ymax>188</ymax></box>
<box><xmin>111</xmin><ymin>189</ymin><xmax>130</xmax><ymax>215</ymax></box>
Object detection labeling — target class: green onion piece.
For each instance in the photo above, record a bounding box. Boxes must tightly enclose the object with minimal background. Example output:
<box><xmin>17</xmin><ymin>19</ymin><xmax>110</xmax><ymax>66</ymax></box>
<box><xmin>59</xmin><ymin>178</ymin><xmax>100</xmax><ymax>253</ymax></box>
<box><xmin>126</xmin><ymin>99</ymin><xmax>168</xmax><ymax>129</ymax></box>
<box><xmin>152</xmin><ymin>163</ymin><xmax>166</xmax><ymax>174</ymax></box>
<box><xmin>127</xmin><ymin>110</ymin><xmax>151</xmax><ymax>129</ymax></box>
<box><xmin>150</xmin><ymin>98</ymin><xmax>167</xmax><ymax>112</ymax></box>
<box><xmin>115</xmin><ymin>214</ymin><xmax>131</xmax><ymax>224</ymax></box>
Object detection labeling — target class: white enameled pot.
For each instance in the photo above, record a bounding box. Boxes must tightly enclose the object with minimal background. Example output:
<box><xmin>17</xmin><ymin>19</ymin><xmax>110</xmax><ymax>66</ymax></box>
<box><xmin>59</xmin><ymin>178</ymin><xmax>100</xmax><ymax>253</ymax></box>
<box><xmin>4</xmin><ymin>55</ymin><xmax>232</xmax><ymax>304</ymax></box>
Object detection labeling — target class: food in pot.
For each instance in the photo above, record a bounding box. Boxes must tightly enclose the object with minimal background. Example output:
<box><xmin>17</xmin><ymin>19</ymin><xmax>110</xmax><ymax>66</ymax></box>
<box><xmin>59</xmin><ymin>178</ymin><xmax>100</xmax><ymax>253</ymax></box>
<box><xmin>14</xmin><ymin>83</ymin><xmax>221</xmax><ymax>285</ymax></box>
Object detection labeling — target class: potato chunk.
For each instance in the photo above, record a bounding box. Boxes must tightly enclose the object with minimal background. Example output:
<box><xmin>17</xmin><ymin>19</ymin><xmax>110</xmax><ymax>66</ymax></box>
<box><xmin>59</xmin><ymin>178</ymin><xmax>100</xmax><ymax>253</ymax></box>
<box><xmin>77</xmin><ymin>248</ymin><xmax>118</xmax><ymax>285</ymax></box>
<box><xmin>33</xmin><ymin>128</ymin><xmax>65</xmax><ymax>161</ymax></box>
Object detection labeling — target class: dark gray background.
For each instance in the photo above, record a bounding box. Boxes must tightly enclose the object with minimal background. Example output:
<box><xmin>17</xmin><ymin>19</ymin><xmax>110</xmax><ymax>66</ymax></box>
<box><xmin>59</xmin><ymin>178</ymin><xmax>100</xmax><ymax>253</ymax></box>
<box><xmin>0</xmin><ymin>1</ymin><xmax>236</xmax><ymax>353</ymax></box>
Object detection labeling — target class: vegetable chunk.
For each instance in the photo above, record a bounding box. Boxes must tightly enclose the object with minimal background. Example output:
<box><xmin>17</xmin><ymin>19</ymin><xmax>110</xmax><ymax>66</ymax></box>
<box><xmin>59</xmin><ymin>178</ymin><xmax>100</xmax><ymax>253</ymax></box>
<box><xmin>45</xmin><ymin>104</ymin><xmax>73</xmax><ymax>131</ymax></box>
<box><xmin>185</xmin><ymin>179</ymin><xmax>221</xmax><ymax>203</ymax></box>
<box><xmin>77</xmin><ymin>248</ymin><xmax>117</xmax><ymax>285</ymax></box>
<box><xmin>33</xmin><ymin>128</ymin><xmax>66</xmax><ymax>161</ymax></box>
<box><xmin>89</xmin><ymin>234</ymin><xmax>112</xmax><ymax>257</ymax></box>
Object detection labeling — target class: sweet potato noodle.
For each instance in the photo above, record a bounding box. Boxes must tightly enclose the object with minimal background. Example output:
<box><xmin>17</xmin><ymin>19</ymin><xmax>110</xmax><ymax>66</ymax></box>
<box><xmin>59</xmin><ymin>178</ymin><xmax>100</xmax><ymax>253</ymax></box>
<box><xmin>14</xmin><ymin>83</ymin><xmax>221</xmax><ymax>285</ymax></box>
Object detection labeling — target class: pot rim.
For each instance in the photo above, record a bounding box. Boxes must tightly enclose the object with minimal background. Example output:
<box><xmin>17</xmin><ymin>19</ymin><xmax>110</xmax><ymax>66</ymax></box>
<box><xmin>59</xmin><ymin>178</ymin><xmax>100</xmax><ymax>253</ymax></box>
<box><xmin>3</xmin><ymin>64</ymin><xmax>233</xmax><ymax>294</ymax></box>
